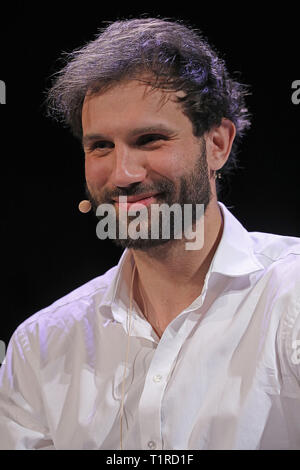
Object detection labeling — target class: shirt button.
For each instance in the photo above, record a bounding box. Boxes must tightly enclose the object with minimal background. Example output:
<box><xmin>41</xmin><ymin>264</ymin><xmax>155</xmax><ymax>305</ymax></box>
<box><xmin>153</xmin><ymin>374</ymin><xmax>162</xmax><ymax>383</ymax></box>
<box><xmin>148</xmin><ymin>441</ymin><xmax>157</xmax><ymax>449</ymax></box>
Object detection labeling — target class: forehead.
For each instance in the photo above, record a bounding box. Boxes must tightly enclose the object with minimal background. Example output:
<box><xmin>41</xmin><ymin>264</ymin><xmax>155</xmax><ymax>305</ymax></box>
<box><xmin>81</xmin><ymin>80</ymin><xmax>190</xmax><ymax>135</ymax></box>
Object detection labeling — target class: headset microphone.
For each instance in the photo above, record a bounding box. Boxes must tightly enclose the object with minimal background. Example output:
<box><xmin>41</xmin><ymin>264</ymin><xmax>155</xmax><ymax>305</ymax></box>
<box><xmin>78</xmin><ymin>200</ymin><xmax>92</xmax><ymax>213</ymax></box>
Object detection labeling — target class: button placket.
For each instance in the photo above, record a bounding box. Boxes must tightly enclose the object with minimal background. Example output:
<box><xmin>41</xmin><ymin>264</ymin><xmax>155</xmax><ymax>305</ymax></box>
<box><xmin>138</xmin><ymin>316</ymin><xmax>198</xmax><ymax>450</ymax></box>
<box><xmin>147</xmin><ymin>440</ymin><xmax>157</xmax><ymax>449</ymax></box>
<box><xmin>153</xmin><ymin>374</ymin><xmax>162</xmax><ymax>383</ymax></box>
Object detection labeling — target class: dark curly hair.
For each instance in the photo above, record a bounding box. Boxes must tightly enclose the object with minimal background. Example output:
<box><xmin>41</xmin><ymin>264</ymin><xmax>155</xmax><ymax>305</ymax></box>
<box><xmin>45</xmin><ymin>17</ymin><xmax>251</xmax><ymax>191</ymax></box>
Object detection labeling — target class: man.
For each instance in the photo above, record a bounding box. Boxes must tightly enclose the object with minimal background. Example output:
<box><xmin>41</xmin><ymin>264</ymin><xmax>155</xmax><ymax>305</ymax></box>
<box><xmin>0</xmin><ymin>17</ymin><xmax>299</xmax><ymax>450</ymax></box>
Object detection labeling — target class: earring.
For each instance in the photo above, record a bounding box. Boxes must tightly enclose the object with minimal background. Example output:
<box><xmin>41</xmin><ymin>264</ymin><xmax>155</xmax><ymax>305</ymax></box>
<box><xmin>215</xmin><ymin>171</ymin><xmax>222</xmax><ymax>180</ymax></box>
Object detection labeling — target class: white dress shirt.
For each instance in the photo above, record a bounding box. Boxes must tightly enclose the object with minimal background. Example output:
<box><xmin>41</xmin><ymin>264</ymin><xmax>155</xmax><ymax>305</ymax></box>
<box><xmin>1</xmin><ymin>202</ymin><xmax>300</xmax><ymax>450</ymax></box>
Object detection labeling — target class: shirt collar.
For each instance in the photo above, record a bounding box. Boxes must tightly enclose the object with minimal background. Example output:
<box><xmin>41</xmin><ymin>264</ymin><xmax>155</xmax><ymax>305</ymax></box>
<box><xmin>212</xmin><ymin>202</ymin><xmax>264</xmax><ymax>276</ymax></box>
<box><xmin>98</xmin><ymin>202</ymin><xmax>265</xmax><ymax>321</ymax></box>
<box><xmin>98</xmin><ymin>247</ymin><xmax>135</xmax><ymax>323</ymax></box>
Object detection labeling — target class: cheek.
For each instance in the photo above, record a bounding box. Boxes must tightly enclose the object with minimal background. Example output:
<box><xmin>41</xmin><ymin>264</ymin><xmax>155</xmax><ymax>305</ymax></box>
<box><xmin>152</xmin><ymin>151</ymin><xmax>190</xmax><ymax>179</ymax></box>
<box><xmin>85</xmin><ymin>157</ymin><xmax>110</xmax><ymax>189</ymax></box>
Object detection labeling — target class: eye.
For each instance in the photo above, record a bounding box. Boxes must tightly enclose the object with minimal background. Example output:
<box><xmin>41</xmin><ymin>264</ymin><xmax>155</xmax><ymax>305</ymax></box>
<box><xmin>89</xmin><ymin>141</ymin><xmax>114</xmax><ymax>151</ymax></box>
<box><xmin>136</xmin><ymin>134</ymin><xmax>167</xmax><ymax>146</ymax></box>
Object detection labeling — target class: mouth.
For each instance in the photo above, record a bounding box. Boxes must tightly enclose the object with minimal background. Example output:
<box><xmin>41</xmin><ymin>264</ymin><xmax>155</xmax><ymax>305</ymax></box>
<box><xmin>113</xmin><ymin>192</ymin><xmax>162</xmax><ymax>211</ymax></box>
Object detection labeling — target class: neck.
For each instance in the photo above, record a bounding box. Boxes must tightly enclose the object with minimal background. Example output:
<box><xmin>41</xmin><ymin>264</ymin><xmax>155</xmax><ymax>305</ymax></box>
<box><xmin>131</xmin><ymin>199</ymin><xmax>224</xmax><ymax>337</ymax></box>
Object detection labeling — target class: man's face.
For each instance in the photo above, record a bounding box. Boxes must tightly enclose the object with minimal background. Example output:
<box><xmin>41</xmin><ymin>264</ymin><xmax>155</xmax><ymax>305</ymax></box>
<box><xmin>82</xmin><ymin>79</ymin><xmax>212</xmax><ymax>250</ymax></box>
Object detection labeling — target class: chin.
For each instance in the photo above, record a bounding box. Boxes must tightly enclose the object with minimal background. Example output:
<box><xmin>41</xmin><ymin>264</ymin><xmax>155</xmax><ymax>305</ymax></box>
<box><xmin>112</xmin><ymin>236</ymin><xmax>174</xmax><ymax>251</ymax></box>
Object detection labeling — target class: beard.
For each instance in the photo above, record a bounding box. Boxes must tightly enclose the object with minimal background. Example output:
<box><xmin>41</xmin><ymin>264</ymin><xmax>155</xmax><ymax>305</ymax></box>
<box><xmin>85</xmin><ymin>138</ymin><xmax>212</xmax><ymax>252</ymax></box>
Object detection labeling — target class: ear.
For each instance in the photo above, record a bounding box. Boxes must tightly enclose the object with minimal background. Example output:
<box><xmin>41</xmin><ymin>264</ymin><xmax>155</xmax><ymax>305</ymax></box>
<box><xmin>205</xmin><ymin>118</ymin><xmax>236</xmax><ymax>177</ymax></box>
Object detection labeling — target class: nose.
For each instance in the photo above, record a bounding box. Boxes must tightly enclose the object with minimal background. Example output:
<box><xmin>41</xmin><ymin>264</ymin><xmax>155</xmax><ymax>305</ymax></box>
<box><xmin>110</xmin><ymin>143</ymin><xmax>147</xmax><ymax>188</ymax></box>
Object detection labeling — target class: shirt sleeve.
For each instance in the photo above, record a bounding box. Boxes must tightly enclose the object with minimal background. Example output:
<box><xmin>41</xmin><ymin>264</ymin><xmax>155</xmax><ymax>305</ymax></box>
<box><xmin>0</xmin><ymin>325</ymin><xmax>54</xmax><ymax>450</ymax></box>
<box><xmin>277</xmin><ymin>286</ymin><xmax>300</xmax><ymax>449</ymax></box>
<box><xmin>280</xmin><ymin>291</ymin><xmax>300</xmax><ymax>383</ymax></box>
<box><xmin>289</xmin><ymin>309</ymin><xmax>300</xmax><ymax>383</ymax></box>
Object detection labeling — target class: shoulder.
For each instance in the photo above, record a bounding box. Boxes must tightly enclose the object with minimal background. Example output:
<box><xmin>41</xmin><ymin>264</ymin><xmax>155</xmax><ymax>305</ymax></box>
<box><xmin>11</xmin><ymin>264</ymin><xmax>118</xmax><ymax>345</ymax></box>
<box><xmin>1</xmin><ymin>263</ymin><xmax>121</xmax><ymax>375</ymax></box>
<box><xmin>250</xmin><ymin>231</ymin><xmax>300</xmax><ymax>264</ymax></box>
<box><xmin>249</xmin><ymin>231</ymin><xmax>300</xmax><ymax>307</ymax></box>
<box><xmin>250</xmin><ymin>231</ymin><xmax>300</xmax><ymax>291</ymax></box>
<box><xmin>249</xmin><ymin>232</ymin><xmax>300</xmax><ymax>382</ymax></box>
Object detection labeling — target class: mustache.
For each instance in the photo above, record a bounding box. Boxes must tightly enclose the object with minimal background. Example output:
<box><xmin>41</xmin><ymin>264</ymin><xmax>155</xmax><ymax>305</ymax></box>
<box><xmin>85</xmin><ymin>180</ymin><xmax>175</xmax><ymax>204</ymax></box>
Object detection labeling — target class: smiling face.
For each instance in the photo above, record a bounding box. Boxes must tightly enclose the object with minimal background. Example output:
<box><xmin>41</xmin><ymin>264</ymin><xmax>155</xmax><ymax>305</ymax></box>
<box><xmin>81</xmin><ymin>79</ymin><xmax>213</xmax><ymax>250</ymax></box>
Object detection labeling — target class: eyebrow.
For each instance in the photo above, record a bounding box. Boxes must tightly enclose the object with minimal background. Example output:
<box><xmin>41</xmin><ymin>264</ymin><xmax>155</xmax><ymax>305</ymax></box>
<box><xmin>82</xmin><ymin>124</ymin><xmax>177</xmax><ymax>148</ymax></box>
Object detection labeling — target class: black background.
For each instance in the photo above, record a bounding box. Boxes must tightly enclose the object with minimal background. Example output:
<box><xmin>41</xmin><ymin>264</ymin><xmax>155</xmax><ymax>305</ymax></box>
<box><xmin>0</xmin><ymin>2</ymin><xmax>299</xmax><ymax>348</ymax></box>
